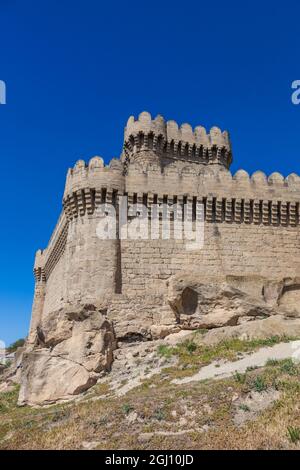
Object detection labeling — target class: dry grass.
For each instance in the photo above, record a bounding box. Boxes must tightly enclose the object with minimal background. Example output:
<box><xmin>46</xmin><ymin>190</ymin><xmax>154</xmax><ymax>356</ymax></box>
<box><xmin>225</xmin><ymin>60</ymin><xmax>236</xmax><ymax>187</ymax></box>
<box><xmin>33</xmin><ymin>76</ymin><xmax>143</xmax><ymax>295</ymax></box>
<box><xmin>1</xmin><ymin>338</ymin><xmax>300</xmax><ymax>450</ymax></box>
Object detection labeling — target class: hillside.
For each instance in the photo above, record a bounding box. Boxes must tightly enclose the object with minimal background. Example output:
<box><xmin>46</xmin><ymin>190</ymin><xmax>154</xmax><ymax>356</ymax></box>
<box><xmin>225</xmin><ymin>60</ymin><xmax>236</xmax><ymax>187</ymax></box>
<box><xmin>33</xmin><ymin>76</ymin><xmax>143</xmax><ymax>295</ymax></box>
<box><xmin>1</xmin><ymin>330</ymin><xmax>300</xmax><ymax>450</ymax></box>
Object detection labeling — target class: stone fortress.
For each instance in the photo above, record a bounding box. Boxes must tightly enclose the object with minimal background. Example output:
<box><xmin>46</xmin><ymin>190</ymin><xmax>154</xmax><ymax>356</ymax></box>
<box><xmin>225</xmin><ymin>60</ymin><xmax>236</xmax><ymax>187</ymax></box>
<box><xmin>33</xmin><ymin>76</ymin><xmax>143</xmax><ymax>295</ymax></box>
<box><xmin>21</xmin><ymin>111</ymin><xmax>300</xmax><ymax>405</ymax></box>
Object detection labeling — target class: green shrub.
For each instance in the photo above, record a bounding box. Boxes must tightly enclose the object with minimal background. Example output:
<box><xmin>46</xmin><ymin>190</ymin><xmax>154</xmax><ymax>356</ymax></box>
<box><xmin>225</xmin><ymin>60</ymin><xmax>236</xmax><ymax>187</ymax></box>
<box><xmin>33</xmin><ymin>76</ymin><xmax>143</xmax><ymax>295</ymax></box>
<box><xmin>239</xmin><ymin>404</ymin><xmax>250</xmax><ymax>412</ymax></box>
<box><xmin>287</xmin><ymin>426</ymin><xmax>300</xmax><ymax>443</ymax></box>
<box><xmin>157</xmin><ymin>345</ymin><xmax>174</xmax><ymax>358</ymax></box>
<box><xmin>266</xmin><ymin>358</ymin><xmax>279</xmax><ymax>366</ymax></box>
<box><xmin>252</xmin><ymin>376</ymin><xmax>267</xmax><ymax>392</ymax></box>
<box><xmin>6</xmin><ymin>338</ymin><xmax>25</xmax><ymax>353</ymax></box>
<box><xmin>122</xmin><ymin>403</ymin><xmax>134</xmax><ymax>415</ymax></box>
<box><xmin>234</xmin><ymin>371</ymin><xmax>247</xmax><ymax>384</ymax></box>
<box><xmin>153</xmin><ymin>408</ymin><xmax>165</xmax><ymax>421</ymax></box>
<box><xmin>0</xmin><ymin>402</ymin><xmax>7</xmax><ymax>413</ymax></box>
<box><xmin>280</xmin><ymin>359</ymin><xmax>298</xmax><ymax>376</ymax></box>
<box><xmin>184</xmin><ymin>341</ymin><xmax>197</xmax><ymax>354</ymax></box>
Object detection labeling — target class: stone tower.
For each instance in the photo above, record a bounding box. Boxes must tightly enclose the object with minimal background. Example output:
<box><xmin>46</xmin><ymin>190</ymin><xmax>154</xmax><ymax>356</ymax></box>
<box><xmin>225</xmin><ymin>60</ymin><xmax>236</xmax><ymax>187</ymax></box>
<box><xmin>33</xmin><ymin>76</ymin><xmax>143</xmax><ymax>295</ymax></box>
<box><xmin>122</xmin><ymin>111</ymin><xmax>232</xmax><ymax>169</ymax></box>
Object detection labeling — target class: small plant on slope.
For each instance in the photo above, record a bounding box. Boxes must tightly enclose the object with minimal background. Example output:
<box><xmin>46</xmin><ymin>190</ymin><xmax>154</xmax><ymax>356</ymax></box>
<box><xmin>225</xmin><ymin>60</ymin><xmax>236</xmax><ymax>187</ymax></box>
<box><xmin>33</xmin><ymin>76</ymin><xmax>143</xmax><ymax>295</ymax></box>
<box><xmin>252</xmin><ymin>376</ymin><xmax>267</xmax><ymax>393</ymax></box>
<box><xmin>287</xmin><ymin>426</ymin><xmax>300</xmax><ymax>443</ymax></box>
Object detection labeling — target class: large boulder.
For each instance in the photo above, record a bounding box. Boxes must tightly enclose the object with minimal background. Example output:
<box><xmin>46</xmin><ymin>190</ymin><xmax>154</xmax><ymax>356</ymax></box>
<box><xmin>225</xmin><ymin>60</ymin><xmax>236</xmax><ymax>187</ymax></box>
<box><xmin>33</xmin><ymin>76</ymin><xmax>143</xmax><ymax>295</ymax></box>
<box><xmin>18</xmin><ymin>304</ymin><xmax>116</xmax><ymax>406</ymax></box>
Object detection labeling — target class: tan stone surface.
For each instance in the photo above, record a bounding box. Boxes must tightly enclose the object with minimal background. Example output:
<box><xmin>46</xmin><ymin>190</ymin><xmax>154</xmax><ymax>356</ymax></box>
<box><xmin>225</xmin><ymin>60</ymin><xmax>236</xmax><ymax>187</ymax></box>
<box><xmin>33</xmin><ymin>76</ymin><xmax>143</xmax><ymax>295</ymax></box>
<box><xmin>167</xmin><ymin>272</ymin><xmax>282</xmax><ymax>329</ymax></box>
<box><xmin>19</xmin><ymin>305</ymin><xmax>116</xmax><ymax>405</ymax></box>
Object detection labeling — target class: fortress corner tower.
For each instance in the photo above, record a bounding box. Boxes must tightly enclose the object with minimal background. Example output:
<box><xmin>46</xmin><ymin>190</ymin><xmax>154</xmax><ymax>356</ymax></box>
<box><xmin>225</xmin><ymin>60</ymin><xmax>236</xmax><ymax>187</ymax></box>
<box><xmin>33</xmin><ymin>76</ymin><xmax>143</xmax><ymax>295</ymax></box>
<box><xmin>28</xmin><ymin>111</ymin><xmax>300</xmax><ymax>344</ymax></box>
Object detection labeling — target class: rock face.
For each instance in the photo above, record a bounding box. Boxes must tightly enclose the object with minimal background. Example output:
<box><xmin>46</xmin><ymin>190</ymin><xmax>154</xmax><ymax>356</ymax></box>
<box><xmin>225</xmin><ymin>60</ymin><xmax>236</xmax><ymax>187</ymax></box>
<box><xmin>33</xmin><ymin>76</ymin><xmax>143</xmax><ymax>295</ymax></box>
<box><xmin>167</xmin><ymin>273</ymin><xmax>281</xmax><ymax>329</ymax></box>
<box><xmin>18</xmin><ymin>304</ymin><xmax>116</xmax><ymax>406</ymax></box>
<box><xmin>0</xmin><ymin>346</ymin><xmax>24</xmax><ymax>393</ymax></box>
<box><xmin>106</xmin><ymin>294</ymin><xmax>177</xmax><ymax>342</ymax></box>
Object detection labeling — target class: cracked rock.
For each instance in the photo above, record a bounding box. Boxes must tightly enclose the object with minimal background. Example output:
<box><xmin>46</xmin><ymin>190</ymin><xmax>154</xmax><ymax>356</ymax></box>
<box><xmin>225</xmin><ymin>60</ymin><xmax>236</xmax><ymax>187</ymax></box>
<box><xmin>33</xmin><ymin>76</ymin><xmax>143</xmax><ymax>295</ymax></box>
<box><xmin>18</xmin><ymin>304</ymin><xmax>116</xmax><ymax>406</ymax></box>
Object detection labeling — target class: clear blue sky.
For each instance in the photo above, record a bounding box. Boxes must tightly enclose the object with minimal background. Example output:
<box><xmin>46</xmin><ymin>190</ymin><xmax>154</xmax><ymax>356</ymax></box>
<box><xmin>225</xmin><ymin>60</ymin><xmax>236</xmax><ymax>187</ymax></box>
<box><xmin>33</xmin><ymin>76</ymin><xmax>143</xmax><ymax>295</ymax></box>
<box><xmin>0</xmin><ymin>1</ymin><xmax>300</xmax><ymax>345</ymax></box>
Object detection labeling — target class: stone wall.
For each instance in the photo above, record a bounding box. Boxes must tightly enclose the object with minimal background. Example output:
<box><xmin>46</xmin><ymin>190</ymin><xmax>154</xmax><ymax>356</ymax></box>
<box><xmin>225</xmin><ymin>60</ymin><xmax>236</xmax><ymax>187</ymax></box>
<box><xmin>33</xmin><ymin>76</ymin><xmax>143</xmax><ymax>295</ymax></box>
<box><xmin>43</xmin><ymin>254</ymin><xmax>66</xmax><ymax>315</ymax></box>
<box><xmin>121</xmin><ymin>223</ymin><xmax>300</xmax><ymax>297</ymax></box>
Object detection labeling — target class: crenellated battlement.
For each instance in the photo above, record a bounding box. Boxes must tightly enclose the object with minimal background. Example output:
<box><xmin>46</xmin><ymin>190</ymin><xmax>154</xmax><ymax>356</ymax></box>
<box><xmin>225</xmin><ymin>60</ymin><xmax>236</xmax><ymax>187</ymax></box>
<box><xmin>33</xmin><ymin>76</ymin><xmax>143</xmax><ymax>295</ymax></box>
<box><xmin>62</xmin><ymin>113</ymin><xmax>300</xmax><ymax>212</ymax></box>
<box><xmin>62</xmin><ymin>147</ymin><xmax>300</xmax><ymax>225</ymax></box>
<box><xmin>35</xmin><ymin>111</ymin><xmax>300</xmax><ymax>285</ymax></box>
<box><xmin>123</xmin><ymin>111</ymin><xmax>232</xmax><ymax>169</ymax></box>
<box><xmin>64</xmin><ymin>156</ymin><xmax>124</xmax><ymax>195</ymax></box>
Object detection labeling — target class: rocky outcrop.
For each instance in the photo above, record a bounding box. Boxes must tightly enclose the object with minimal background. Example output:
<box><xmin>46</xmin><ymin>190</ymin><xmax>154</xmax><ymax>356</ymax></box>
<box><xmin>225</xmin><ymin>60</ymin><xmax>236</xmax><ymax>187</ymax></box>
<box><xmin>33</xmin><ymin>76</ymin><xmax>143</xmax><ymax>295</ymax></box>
<box><xmin>167</xmin><ymin>273</ymin><xmax>282</xmax><ymax>329</ymax></box>
<box><xmin>15</xmin><ymin>274</ymin><xmax>300</xmax><ymax>406</ymax></box>
<box><xmin>107</xmin><ymin>294</ymin><xmax>177</xmax><ymax>342</ymax></box>
<box><xmin>194</xmin><ymin>315</ymin><xmax>300</xmax><ymax>346</ymax></box>
<box><xmin>18</xmin><ymin>304</ymin><xmax>116</xmax><ymax>406</ymax></box>
<box><xmin>0</xmin><ymin>346</ymin><xmax>25</xmax><ymax>393</ymax></box>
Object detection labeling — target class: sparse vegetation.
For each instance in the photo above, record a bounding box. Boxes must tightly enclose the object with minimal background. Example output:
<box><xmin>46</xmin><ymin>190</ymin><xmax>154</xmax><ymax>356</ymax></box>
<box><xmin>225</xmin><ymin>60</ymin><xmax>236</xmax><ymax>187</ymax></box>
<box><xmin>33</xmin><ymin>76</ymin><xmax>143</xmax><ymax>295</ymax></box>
<box><xmin>234</xmin><ymin>371</ymin><xmax>247</xmax><ymax>384</ymax></box>
<box><xmin>246</xmin><ymin>365</ymin><xmax>259</xmax><ymax>371</ymax></box>
<box><xmin>1</xmin><ymin>337</ymin><xmax>300</xmax><ymax>450</ymax></box>
<box><xmin>239</xmin><ymin>404</ymin><xmax>250</xmax><ymax>412</ymax></box>
<box><xmin>122</xmin><ymin>403</ymin><xmax>134</xmax><ymax>415</ymax></box>
<box><xmin>252</xmin><ymin>376</ymin><xmax>267</xmax><ymax>392</ymax></box>
<box><xmin>159</xmin><ymin>335</ymin><xmax>297</xmax><ymax>371</ymax></box>
<box><xmin>3</xmin><ymin>360</ymin><xmax>12</xmax><ymax>369</ymax></box>
<box><xmin>152</xmin><ymin>408</ymin><xmax>165</xmax><ymax>421</ymax></box>
<box><xmin>6</xmin><ymin>339</ymin><xmax>25</xmax><ymax>353</ymax></box>
<box><xmin>195</xmin><ymin>329</ymin><xmax>209</xmax><ymax>336</ymax></box>
<box><xmin>287</xmin><ymin>426</ymin><xmax>300</xmax><ymax>443</ymax></box>
<box><xmin>266</xmin><ymin>358</ymin><xmax>279</xmax><ymax>366</ymax></box>
<box><xmin>280</xmin><ymin>359</ymin><xmax>298</xmax><ymax>376</ymax></box>
<box><xmin>184</xmin><ymin>341</ymin><xmax>197</xmax><ymax>354</ymax></box>
<box><xmin>157</xmin><ymin>345</ymin><xmax>174</xmax><ymax>359</ymax></box>
<box><xmin>0</xmin><ymin>386</ymin><xmax>20</xmax><ymax>413</ymax></box>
